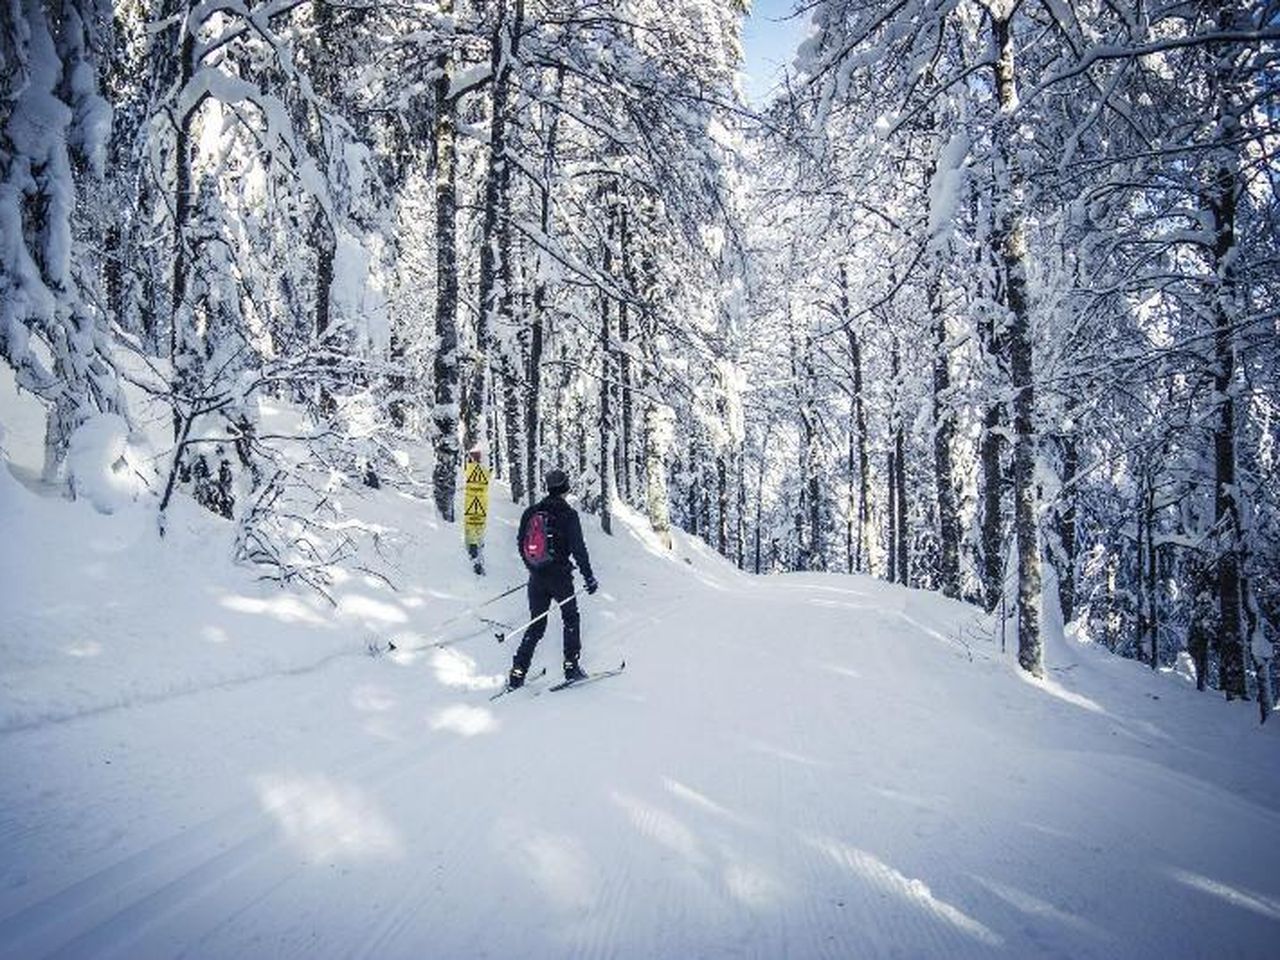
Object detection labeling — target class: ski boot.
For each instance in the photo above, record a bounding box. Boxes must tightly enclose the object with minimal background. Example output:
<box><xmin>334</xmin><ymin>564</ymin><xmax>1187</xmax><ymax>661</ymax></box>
<box><xmin>508</xmin><ymin>665</ymin><xmax>527</xmax><ymax>689</ymax></box>
<box><xmin>563</xmin><ymin>659</ymin><xmax>588</xmax><ymax>683</ymax></box>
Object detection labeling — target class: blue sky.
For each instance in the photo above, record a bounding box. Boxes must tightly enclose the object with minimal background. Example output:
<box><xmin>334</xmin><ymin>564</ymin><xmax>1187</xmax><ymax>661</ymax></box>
<box><xmin>739</xmin><ymin>0</ymin><xmax>813</xmax><ymax>104</ymax></box>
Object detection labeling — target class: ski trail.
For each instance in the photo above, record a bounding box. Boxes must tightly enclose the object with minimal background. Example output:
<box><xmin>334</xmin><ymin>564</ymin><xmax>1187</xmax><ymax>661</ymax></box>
<box><xmin>0</xmin><ymin>673</ymin><xmax>511</xmax><ymax>960</ymax></box>
<box><xmin>4</xmin><ymin>558</ymin><xmax>1279</xmax><ymax>958</ymax></box>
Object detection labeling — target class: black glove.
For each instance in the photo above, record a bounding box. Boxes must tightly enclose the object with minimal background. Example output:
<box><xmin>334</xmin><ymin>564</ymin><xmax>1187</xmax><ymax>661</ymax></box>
<box><xmin>584</xmin><ymin>576</ymin><xmax>599</xmax><ymax>595</ymax></box>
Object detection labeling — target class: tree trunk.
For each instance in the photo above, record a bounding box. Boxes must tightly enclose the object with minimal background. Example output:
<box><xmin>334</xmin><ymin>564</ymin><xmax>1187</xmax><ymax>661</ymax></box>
<box><xmin>930</xmin><ymin>270</ymin><xmax>960</xmax><ymax>598</ymax></box>
<box><xmin>894</xmin><ymin>422</ymin><xmax>908</xmax><ymax>586</ymax></box>
<box><xmin>526</xmin><ymin>71</ymin><xmax>564</xmax><ymax>504</ymax></box>
<box><xmin>1147</xmin><ymin>484</ymin><xmax>1158</xmax><ymax>670</ymax></box>
<box><xmin>736</xmin><ymin>444</ymin><xmax>747</xmax><ymax>569</ymax></box>
<box><xmin>975</xmin><ymin>180</ymin><xmax>1006</xmax><ymax>613</ymax></box>
<box><xmin>599</xmin><ymin>194</ymin><xmax>615</xmax><ymax>535</ymax></box>
<box><xmin>889</xmin><ymin>337</ymin><xmax>908</xmax><ymax>585</ymax></box>
<box><xmin>790</xmin><ymin>321</ymin><xmax>819</xmax><ymax>570</ymax></box>
<box><xmin>887</xmin><ymin>447</ymin><xmax>898</xmax><ymax>584</ymax></box>
<box><xmin>466</xmin><ymin>0</ymin><xmax>523</xmax><ymax>457</ymax></box>
<box><xmin>644</xmin><ymin>401</ymin><xmax>673</xmax><ymax>548</ymax></box>
<box><xmin>843</xmin><ymin>316</ymin><xmax>869</xmax><ymax>574</ymax></box>
<box><xmin>717</xmin><ymin>454</ymin><xmax>728</xmax><ymax>556</ymax></box>
<box><xmin>1136</xmin><ymin>475</ymin><xmax>1156</xmax><ymax>667</ymax></box>
<box><xmin>754</xmin><ymin>421</ymin><xmax>771</xmax><ymax>574</ymax></box>
<box><xmin>431</xmin><ymin>1</ymin><xmax>460</xmax><ymax>522</ymax></box>
<box><xmin>619</xmin><ymin>209</ymin><xmax>635</xmax><ymax>505</ymax></box>
<box><xmin>992</xmin><ymin>7</ymin><xmax>1042</xmax><ymax>677</ymax></box>
<box><xmin>1057</xmin><ymin>435</ymin><xmax>1078</xmax><ymax>622</ymax></box>
<box><xmin>170</xmin><ymin>20</ymin><xmax>195</xmax><ymax>368</ymax></box>
<box><xmin>846</xmin><ymin>411</ymin><xmax>855</xmax><ymax>574</ymax></box>
<box><xmin>312</xmin><ymin>209</ymin><xmax>337</xmax><ymax>415</ymax></box>
<box><xmin>503</xmin><ymin>352</ymin><xmax>524</xmax><ymax>501</ymax></box>
<box><xmin>686</xmin><ymin>440</ymin><xmax>698</xmax><ymax>537</ymax></box>
<box><xmin>1206</xmin><ymin>0</ymin><xmax>1247</xmax><ymax>700</ymax></box>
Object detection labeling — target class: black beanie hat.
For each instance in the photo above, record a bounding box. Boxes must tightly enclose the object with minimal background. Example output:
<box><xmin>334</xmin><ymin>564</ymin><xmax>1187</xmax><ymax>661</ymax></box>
<box><xmin>545</xmin><ymin>468</ymin><xmax>570</xmax><ymax>494</ymax></box>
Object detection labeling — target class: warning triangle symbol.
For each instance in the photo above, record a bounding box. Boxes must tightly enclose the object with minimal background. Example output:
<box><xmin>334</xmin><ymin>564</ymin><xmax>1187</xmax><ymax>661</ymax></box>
<box><xmin>465</xmin><ymin>496</ymin><xmax>486</xmax><ymax>518</ymax></box>
<box><xmin>467</xmin><ymin>463</ymin><xmax>487</xmax><ymax>484</ymax></box>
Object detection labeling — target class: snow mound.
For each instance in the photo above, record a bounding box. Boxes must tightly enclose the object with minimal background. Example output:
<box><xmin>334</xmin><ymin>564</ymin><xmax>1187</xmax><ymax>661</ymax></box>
<box><xmin>65</xmin><ymin>412</ymin><xmax>148</xmax><ymax>513</ymax></box>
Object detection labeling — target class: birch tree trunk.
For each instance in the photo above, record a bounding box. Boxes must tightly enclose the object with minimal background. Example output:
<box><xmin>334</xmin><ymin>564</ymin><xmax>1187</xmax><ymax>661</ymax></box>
<box><xmin>526</xmin><ymin>68</ymin><xmax>565</xmax><ymax>504</ymax></box>
<box><xmin>466</xmin><ymin>0</ymin><xmax>522</xmax><ymax>457</ymax></box>
<box><xmin>991</xmin><ymin>5</ymin><xmax>1042</xmax><ymax>677</ymax></box>
<box><xmin>644</xmin><ymin>402</ymin><xmax>673</xmax><ymax>548</ymax></box>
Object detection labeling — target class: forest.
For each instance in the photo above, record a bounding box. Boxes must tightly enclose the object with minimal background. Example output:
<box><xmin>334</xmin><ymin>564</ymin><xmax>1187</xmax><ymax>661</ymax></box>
<box><xmin>3</xmin><ymin>0</ymin><xmax>1278</xmax><ymax>715</ymax></box>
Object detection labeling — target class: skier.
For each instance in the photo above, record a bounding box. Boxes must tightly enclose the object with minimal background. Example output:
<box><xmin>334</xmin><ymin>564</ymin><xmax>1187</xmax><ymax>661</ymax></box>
<box><xmin>508</xmin><ymin>468</ymin><xmax>598</xmax><ymax>688</ymax></box>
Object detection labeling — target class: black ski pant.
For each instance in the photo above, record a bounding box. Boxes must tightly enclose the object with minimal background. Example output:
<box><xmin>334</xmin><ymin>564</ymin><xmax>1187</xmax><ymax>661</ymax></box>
<box><xmin>513</xmin><ymin>569</ymin><xmax>579</xmax><ymax>670</ymax></box>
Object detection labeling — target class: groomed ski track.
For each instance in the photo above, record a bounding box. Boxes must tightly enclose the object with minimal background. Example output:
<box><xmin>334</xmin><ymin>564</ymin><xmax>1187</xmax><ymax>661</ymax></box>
<box><xmin>2</xmin><ymin>482</ymin><xmax>1279</xmax><ymax>959</ymax></box>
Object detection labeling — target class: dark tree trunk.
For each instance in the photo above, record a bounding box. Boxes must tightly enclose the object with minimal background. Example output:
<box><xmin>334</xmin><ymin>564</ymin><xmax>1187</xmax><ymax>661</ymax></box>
<box><xmin>1147</xmin><ymin>483</ymin><xmax>1158</xmax><ymax>670</ymax></box>
<box><xmin>1057</xmin><ymin>435</ymin><xmax>1078</xmax><ymax>622</ymax></box>
<box><xmin>388</xmin><ymin>331</ymin><xmax>407</xmax><ymax>429</ymax></box>
<box><xmin>312</xmin><ymin>210</ymin><xmax>337</xmax><ymax>415</ymax></box>
<box><xmin>887</xmin><ymin>448</ymin><xmax>898</xmax><ymax>584</ymax></box>
<box><xmin>170</xmin><ymin>23</ymin><xmax>196</xmax><ymax>368</ymax></box>
<box><xmin>717</xmin><ymin>455</ymin><xmax>728</xmax><ymax>556</ymax></box>
<box><xmin>1206</xmin><ymin>0</ymin><xmax>1247</xmax><ymax>699</ymax></box>
<box><xmin>929</xmin><ymin>271</ymin><xmax>960</xmax><ymax>598</ymax></box>
<box><xmin>895</xmin><ymin>424</ymin><xmax>908</xmax><ymax>585</ymax></box>
<box><xmin>736</xmin><ymin>444</ymin><xmax>747</xmax><ymax>569</ymax></box>
<box><xmin>889</xmin><ymin>338</ymin><xmax>908</xmax><ymax>585</ymax></box>
<box><xmin>619</xmin><ymin>209</ymin><xmax>635</xmax><ymax>505</ymax></box>
<box><xmin>843</xmin><ymin>318</ymin><xmax>869</xmax><ymax>574</ymax></box>
<box><xmin>980</xmin><ymin>407</ymin><xmax>1004</xmax><ymax>611</ymax></box>
<box><xmin>1136</xmin><ymin>476</ymin><xmax>1156</xmax><ymax>668</ymax></box>
<box><xmin>503</xmin><ymin>353</ymin><xmax>524</xmax><ymax>501</ymax></box>
<box><xmin>686</xmin><ymin>442</ymin><xmax>698</xmax><ymax>537</ymax></box>
<box><xmin>431</xmin><ymin>1</ymin><xmax>460</xmax><ymax>522</ymax></box>
<box><xmin>753</xmin><ymin>423</ymin><xmax>771</xmax><ymax>574</ymax></box>
<box><xmin>599</xmin><ymin>194</ymin><xmax>615</xmax><ymax>535</ymax></box>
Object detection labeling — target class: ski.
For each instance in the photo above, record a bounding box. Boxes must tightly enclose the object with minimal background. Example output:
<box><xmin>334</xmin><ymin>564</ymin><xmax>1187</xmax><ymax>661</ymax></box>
<box><xmin>489</xmin><ymin>667</ymin><xmax>546</xmax><ymax>701</ymax></box>
<box><xmin>548</xmin><ymin>660</ymin><xmax>626</xmax><ymax>693</ymax></box>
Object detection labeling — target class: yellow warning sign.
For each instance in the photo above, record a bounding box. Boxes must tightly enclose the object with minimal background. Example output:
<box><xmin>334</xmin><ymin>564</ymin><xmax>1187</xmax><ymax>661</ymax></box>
<box><xmin>463</xmin><ymin>459</ymin><xmax>490</xmax><ymax>547</ymax></box>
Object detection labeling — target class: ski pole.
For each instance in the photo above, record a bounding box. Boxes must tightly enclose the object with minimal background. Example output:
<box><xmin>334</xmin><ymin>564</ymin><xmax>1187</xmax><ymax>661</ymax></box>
<box><xmin>390</xmin><ymin>621</ymin><xmax>501</xmax><ymax>655</ymax></box>
<box><xmin>495</xmin><ymin>593</ymin><xmax>579</xmax><ymax>644</ymax></box>
<box><xmin>383</xmin><ymin>583</ymin><xmax>523</xmax><ymax>653</ymax></box>
<box><xmin>426</xmin><ymin>581</ymin><xmax>525</xmax><ymax>633</ymax></box>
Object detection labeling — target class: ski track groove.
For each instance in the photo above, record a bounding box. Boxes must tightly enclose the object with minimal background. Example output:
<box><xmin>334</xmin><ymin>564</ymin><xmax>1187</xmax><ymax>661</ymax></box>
<box><xmin>0</xmin><ymin>647</ymin><xmax>368</xmax><ymax>736</ymax></box>
<box><xmin>0</xmin><ymin>686</ymin><xmax>513</xmax><ymax>960</ymax></box>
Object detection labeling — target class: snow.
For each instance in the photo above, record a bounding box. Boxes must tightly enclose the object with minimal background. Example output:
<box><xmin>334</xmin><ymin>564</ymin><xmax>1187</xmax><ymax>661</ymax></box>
<box><xmin>927</xmin><ymin>131</ymin><xmax>970</xmax><ymax>255</ymax></box>
<box><xmin>63</xmin><ymin>413</ymin><xmax>147</xmax><ymax>514</ymax></box>
<box><xmin>2</xmin><ymin>400</ymin><xmax>1279</xmax><ymax>958</ymax></box>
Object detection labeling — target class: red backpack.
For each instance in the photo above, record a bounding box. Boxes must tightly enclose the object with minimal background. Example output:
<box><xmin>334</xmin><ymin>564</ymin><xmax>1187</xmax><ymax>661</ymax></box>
<box><xmin>521</xmin><ymin>510</ymin><xmax>557</xmax><ymax>569</ymax></box>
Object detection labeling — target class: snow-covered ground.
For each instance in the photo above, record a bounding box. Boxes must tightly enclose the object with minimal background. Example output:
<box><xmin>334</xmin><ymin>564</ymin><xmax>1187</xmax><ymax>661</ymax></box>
<box><xmin>3</xmin><ymin>387</ymin><xmax>1279</xmax><ymax>958</ymax></box>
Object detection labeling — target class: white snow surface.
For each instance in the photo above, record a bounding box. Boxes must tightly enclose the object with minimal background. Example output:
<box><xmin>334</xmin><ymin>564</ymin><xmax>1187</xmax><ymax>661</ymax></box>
<box><xmin>2</xmin><ymin>416</ymin><xmax>1279</xmax><ymax>958</ymax></box>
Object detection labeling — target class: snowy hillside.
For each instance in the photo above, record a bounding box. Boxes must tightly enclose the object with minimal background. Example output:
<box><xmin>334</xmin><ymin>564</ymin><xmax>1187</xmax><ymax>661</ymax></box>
<box><xmin>2</xmin><ymin>411</ymin><xmax>1278</xmax><ymax>959</ymax></box>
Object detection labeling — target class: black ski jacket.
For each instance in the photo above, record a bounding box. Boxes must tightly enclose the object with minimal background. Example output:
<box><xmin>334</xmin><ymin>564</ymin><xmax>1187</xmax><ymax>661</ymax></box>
<box><xmin>517</xmin><ymin>494</ymin><xmax>595</xmax><ymax>581</ymax></box>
